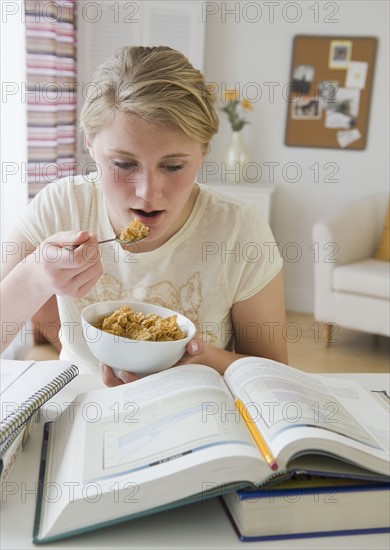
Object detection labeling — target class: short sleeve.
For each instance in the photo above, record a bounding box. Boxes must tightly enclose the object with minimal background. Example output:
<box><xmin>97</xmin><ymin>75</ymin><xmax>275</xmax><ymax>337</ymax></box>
<box><xmin>16</xmin><ymin>174</ymin><xmax>101</xmax><ymax>245</ymax></box>
<box><xmin>17</xmin><ymin>177</ymin><xmax>75</xmax><ymax>245</ymax></box>
<box><xmin>231</xmin><ymin>206</ymin><xmax>283</xmax><ymax>303</ymax></box>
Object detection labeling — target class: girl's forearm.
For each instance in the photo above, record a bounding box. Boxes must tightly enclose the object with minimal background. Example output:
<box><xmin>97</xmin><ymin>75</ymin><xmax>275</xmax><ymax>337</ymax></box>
<box><xmin>0</xmin><ymin>255</ymin><xmax>52</xmax><ymax>353</ymax></box>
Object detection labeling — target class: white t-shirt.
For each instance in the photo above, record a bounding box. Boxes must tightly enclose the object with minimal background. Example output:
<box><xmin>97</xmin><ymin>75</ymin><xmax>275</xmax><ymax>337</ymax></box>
<box><xmin>18</xmin><ymin>173</ymin><xmax>283</xmax><ymax>373</ymax></box>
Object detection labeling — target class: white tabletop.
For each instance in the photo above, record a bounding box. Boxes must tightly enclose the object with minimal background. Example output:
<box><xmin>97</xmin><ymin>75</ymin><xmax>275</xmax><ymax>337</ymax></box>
<box><xmin>1</xmin><ymin>372</ymin><xmax>389</xmax><ymax>549</ymax></box>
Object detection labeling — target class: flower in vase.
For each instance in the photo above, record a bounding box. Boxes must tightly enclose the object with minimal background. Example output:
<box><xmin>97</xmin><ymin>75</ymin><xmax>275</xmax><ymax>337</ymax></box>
<box><xmin>221</xmin><ymin>89</ymin><xmax>253</xmax><ymax>132</ymax></box>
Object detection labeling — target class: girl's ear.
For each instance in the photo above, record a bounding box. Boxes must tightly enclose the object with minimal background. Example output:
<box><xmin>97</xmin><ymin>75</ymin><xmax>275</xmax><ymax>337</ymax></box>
<box><xmin>85</xmin><ymin>137</ymin><xmax>95</xmax><ymax>160</ymax></box>
<box><xmin>202</xmin><ymin>143</ymin><xmax>211</xmax><ymax>157</ymax></box>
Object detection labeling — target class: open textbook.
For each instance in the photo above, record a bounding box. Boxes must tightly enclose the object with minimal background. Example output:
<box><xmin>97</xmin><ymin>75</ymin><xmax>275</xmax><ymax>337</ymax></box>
<box><xmin>33</xmin><ymin>357</ymin><xmax>390</xmax><ymax>543</ymax></box>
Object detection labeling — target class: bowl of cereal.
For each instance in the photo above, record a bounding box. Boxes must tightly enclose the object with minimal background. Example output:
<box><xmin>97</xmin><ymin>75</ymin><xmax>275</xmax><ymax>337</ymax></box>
<box><xmin>81</xmin><ymin>301</ymin><xmax>196</xmax><ymax>375</ymax></box>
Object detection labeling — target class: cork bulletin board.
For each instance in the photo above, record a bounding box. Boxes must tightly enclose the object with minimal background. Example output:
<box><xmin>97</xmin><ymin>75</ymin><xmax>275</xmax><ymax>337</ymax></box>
<box><xmin>285</xmin><ymin>35</ymin><xmax>377</xmax><ymax>150</ymax></box>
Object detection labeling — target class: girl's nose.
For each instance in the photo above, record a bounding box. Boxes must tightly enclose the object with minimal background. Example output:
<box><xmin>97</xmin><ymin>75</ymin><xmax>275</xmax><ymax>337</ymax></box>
<box><xmin>134</xmin><ymin>172</ymin><xmax>163</xmax><ymax>202</ymax></box>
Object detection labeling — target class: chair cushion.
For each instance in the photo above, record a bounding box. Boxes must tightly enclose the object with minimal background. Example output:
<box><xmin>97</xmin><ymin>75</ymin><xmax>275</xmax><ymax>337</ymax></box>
<box><xmin>333</xmin><ymin>259</ymin><xmax>390</xmax><ymax>299</ymax></box>
<box><xmin>374</xmin><ymin>199</ymin><xmax>390</xmax><ymax>261</ymax></box>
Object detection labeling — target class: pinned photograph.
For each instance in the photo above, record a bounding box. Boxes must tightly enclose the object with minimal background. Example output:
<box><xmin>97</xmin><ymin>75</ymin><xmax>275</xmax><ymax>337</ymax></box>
<box><xmin>318</xmin><ymin>81</ymin><xmax>339</xmax><ymax>110</ymax></box>
<box><xmin>346</xmin><ymin>61</ymin><xmax>368</xmax><ymax>89</ymax></box>
<box><xmin>337</xmin><ymin>128</ymin><xmax>362</xmax><ymax>148</ymax></box>
<box><xmin>291</xmin><ymin>64</ymin><xmax>315</xmax><ymax>94</ymax></box>
<box><xmin>329</xmin><ymin>40</ymin><xmax>352</xmax><ymax>69</ymax></box>
<box><xmin>291</xmin><ymin>96</ymin><xmax>321</xmax><ymax>119</ymax></box>
<box><xmin>325</xmin><ymin>88</ymin><xmax>360</xmax><ymax>129</ymax></box>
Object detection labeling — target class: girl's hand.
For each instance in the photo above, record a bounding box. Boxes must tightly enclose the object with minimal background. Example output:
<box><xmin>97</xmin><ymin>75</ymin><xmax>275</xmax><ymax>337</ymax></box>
<box><xmin>100</xmin><ymin>339</ymin><xmax>208</xmax><ymax>387</ymax></box>
<box><xmin>100</xmin><ymin>363</ymin><xmax>140</xmax><ymax>386</ymax></box>
<box><xmin>175</xmin><ymin>338</ymin><xmax>210</xmax><ymax>365</ymax></box>
<box><xmin>176</xmin><ymin>338</ymin><xmax>246</xmax><ymax>375</ymax></box>
<box><xmin>36</xmin><ymin>231</ymin><xmax>103</xmax><ymax>299</ymax></box>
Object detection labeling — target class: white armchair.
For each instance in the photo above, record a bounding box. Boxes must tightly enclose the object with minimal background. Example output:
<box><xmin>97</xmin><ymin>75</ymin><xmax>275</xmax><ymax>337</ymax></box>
<box><xmin>312</xmin><ymin>193</ymin><xmax>389</xmax><ymax>342</ymax></box>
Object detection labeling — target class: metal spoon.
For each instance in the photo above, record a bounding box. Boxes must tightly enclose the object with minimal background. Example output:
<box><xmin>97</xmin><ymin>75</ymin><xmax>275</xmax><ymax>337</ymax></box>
<box><xmin>97</xmin><ymin>234</ymin><xmax>148</xmax><ymax>246</ymax></box>
<box><xmin>64</xmin><ymin>233</ymin><xmax>148</xmax><ymax>251</ymax></box>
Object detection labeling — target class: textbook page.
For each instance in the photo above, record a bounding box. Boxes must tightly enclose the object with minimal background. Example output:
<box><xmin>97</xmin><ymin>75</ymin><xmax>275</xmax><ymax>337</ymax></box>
<box><xmin>224</xmin><ymin>357</ymin><xmax>390</xmax><ymax>472</ymax></box>
<box><xmin>50</xmin><ymin>365</ymin><xmax>260</xmax><ymax>484</ymax></box>
<box><xmin>38</xmin><ymin>365</ymin><xmax>266</xmax><ymax>540</ymax></box>
<box><xmin>82</xmin><ymin>365</ymin><xmax>257</xmax><ymax>481</ymax></box>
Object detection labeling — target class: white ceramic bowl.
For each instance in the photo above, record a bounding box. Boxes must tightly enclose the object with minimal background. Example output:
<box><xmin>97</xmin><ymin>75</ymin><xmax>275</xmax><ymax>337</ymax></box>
<box><xmin>81</xmin><ymin>301</ymin><xmax>196</xmax><ymax>375</ymax></box>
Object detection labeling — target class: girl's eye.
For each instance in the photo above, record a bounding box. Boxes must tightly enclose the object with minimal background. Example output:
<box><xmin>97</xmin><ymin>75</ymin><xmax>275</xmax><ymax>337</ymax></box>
<box><xmin>112</xmin><ymin>161</ymin><xmax>136</xmax><ymax>170</ymax></box>
<box><xmin>165</xmin><ymin>164</ymin><xmax>184</xmax><ymax>172</ymax></box>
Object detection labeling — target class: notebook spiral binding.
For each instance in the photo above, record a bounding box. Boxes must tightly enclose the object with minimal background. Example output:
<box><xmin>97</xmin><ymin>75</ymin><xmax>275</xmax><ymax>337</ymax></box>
<box><xmin>0</xmin><ymin>364</ymin><xmax>79</xmax><ymax>445</ymax></box>
<box><xmin>0</xmin><ymin>424</ymin><xmax>25</xmax><ymax>456</ymax></box>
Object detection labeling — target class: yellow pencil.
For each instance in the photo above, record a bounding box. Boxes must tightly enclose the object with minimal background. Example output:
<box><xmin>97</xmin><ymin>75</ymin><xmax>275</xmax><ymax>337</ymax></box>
<box><xmin>235</xmin><ymin>398</ymin><xmax>278</xmax><ymax>471</ymax></box>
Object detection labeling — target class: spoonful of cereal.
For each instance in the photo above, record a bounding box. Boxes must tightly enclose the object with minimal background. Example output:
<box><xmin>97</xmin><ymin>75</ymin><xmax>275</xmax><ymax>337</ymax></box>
<box><xmin>99</xmin><ymin>219</ymin><xmax>150</xmax><ymax>246</ymax></box>
<box><xmin>64</xmin><ymin>219</ymin><xmax>149</xmax><ymax>250</ymax></box>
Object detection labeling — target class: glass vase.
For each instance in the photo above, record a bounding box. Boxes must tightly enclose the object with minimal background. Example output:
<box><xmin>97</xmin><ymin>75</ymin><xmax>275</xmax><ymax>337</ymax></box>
<box><xmin>222</xmin><ymin>131</ymin><xmax>250</xmax><ymax>183</ymax></box>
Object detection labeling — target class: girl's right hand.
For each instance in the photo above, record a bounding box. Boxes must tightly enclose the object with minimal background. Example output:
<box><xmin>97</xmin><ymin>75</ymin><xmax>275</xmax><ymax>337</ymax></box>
<box><xmin>35</xmin><ymin>231</ymin><xmax>103</xmax><ymax>299</ymax></box>
<box><xmin>100</xmin><ymin>363</ymin><xmax>140</xmax><ymax>386</ymax></box>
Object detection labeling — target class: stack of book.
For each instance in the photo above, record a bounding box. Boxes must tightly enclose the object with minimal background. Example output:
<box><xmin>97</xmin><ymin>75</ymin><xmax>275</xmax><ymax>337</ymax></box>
<box><xmin>28</xmin><ymin>357</ymin><xmax>389</xmax><ymax>544</ymax></box>
<box><xmin>221</xmin><ymin>359</ymin><xmax>390</xmax><ymax>541</ymax></box>
<box><xmin>222</xmin><ymin>475</ymin><xmax>390</xmax><ymax>541</ymax></box>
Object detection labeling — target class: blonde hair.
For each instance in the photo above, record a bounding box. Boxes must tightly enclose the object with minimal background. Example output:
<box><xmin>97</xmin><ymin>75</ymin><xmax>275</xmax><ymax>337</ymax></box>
<box><xmin>80</xmin><ymin>46</ymin><xmax>219</xmax><ymax>146</ymax></box>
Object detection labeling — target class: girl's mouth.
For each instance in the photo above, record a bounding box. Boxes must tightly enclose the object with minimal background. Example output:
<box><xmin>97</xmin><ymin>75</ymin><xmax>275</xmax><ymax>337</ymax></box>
<box><xmin>134</xmin><ymin>209</ymin><xmax>160</xmax><ymax>218</ymax></box>
<box><xmin>132</xmin><ymin>209</ymin><xmax>164</xmax><ymax>226</ymax></box>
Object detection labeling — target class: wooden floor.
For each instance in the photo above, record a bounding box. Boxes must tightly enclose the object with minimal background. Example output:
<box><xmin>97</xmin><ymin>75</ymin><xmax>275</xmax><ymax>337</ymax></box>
<box><xmin>27</xmin><ymin>312</ymin><xmax>389</xmax><ymax>375</ymax></box>
<box><xmin>286</xmin><ymin>312</ymin><xmax>389</xmax><ymax>374</ymax></box>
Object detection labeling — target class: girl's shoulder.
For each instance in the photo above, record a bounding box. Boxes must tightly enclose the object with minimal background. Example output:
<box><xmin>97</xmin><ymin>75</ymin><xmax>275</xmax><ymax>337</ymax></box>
<box><xmin>197</xmin><ymin>183</ymin><xmax>268</xmax><ymax>231</ymax></box>
<box><xmin>48</xmin><ymin>172</ymin><xmax>100</xmax><ymax>193</ymax></box>
<box><xmin>38</xmin><ymin>172</ymin><xmax>102</xmax><ymax>208</ymax></box>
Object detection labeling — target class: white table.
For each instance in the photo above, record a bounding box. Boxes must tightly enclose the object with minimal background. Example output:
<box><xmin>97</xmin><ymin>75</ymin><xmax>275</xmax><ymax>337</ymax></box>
<box><xmin>1</xmin><ymin>373</ymin><xmax>389</xmax><ymax>549</ymax></box>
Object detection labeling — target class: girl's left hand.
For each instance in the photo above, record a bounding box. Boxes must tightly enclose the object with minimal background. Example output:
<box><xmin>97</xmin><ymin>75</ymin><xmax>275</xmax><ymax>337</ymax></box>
<box><xmin>175</xmin><ymin>338</ymin><xmax>209</xmax><ymax>365</ymax></box>
<box><xmin>101</xmin><ymin>338</ymin><xmax>212</xmax><ymax>386</ymax></box>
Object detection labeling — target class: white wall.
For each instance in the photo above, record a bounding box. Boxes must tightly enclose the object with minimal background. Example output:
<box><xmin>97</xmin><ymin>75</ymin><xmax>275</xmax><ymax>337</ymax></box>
<box><xmin>202</xmin><ymin>0</ymin><xmax>389</xmax><ymax>312</ymax></box>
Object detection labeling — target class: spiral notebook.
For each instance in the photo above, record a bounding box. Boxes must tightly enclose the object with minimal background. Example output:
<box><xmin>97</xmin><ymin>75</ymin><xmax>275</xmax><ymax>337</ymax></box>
<box><xmin>0</xmin><ymin>359</ymin><xmax>79</xmax><ymax>446</ymax></box>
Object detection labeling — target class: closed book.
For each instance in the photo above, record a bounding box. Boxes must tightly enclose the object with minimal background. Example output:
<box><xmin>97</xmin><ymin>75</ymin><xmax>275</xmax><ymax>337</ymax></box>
<box><xmin>0</xmin><ymin>424</ymin><xmax>25</xmax><ymax>485</ymax></box>
<box><xmin>222</xmin><ymin>477</ymin><xmax>390</xmax><ymax>541</ymax></box>
<box><xmin>0</xmin><ymin>359</ymin><xmax>79</xmax><ymax>482</ymax></box>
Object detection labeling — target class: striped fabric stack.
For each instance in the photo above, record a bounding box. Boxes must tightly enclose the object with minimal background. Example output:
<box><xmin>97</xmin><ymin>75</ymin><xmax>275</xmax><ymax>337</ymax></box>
<box><xmin>25</xmin><ymin>0</ymin><xmax>77</xmax><ymax>198</ymax></box>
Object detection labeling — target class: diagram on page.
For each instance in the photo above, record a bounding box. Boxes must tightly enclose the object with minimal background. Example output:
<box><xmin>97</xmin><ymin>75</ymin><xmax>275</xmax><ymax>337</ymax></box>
<box><xmin>241</xmin><ymin>377</ymin><xmax>381</xmax><ymax>448</ymax></box>
<box><xmin>82</xmin><ymin>388</ymin><xmax>254</xmax><ymax>480</ymax></box>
